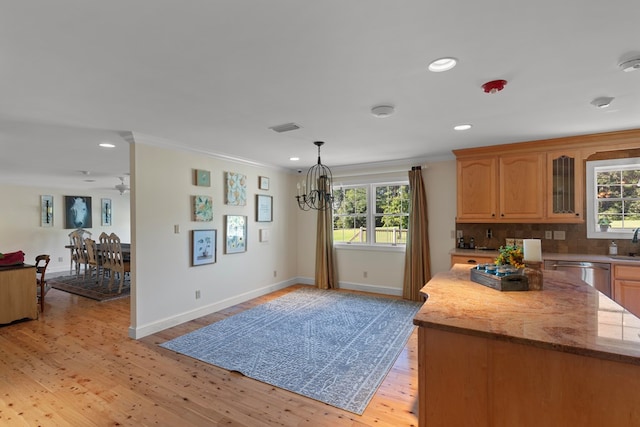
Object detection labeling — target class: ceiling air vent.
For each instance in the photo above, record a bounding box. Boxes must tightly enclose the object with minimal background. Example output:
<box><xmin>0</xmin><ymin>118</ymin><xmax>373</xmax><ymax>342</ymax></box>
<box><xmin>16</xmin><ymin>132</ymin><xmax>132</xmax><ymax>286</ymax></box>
<box><xmin>269</xmin><ymin>123</ymin><xmax>301</xmax><ymax>133</ymax></box>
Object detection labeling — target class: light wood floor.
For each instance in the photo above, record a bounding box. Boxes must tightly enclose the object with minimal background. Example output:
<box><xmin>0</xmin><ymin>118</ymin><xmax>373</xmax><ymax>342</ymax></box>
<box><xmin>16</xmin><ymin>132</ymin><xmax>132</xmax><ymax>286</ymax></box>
<box><xmin>0</xmin><ymin>285</ymin><xmax>419</xmax><ymax>426</ymax></box>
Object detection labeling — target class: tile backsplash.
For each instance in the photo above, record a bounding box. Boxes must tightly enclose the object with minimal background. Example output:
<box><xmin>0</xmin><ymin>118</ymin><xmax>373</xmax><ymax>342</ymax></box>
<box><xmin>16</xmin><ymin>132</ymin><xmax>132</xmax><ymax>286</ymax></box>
<box><xmin>455</xmin><ymin>222</ymin><xmax>638</xmax><ymax>256</ymax></box>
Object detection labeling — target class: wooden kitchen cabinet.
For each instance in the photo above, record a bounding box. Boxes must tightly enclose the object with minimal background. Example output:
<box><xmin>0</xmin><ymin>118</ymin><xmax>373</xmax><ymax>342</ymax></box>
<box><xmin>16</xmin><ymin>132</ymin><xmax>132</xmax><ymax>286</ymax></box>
<box><xmin>456</xmin><ymin>152</ymin><xmax>546</xmax><ymax>222</ymax></box>
<box><xmin>456</xmin><ymin>157</ymin><xmax>498</xmax><ymax>221</ymax></box>
<box><xmin>546</xmin><ymin>149</ymin><xmax>583</xmax><ymax>221</ymax></box>
<box><xmin>451</xmin><ymin>254</ymin><xmax>495</xmax><ymax>267</ymax></box>
<box><xmin>613</xmin><ymin>264</ymin><xmax>640</xmax><ymax>318</ymax></box>
<box><xmin>499</xmin><ymin>152</ymin><xmax>545</xmax><ymax>220</ymax></box>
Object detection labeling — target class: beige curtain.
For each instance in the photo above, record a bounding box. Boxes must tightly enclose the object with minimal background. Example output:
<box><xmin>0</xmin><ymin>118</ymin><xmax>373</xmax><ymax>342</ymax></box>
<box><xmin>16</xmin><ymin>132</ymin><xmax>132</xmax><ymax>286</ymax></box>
<box><xmin>315</xmin><ymin>176</ymin><xmax>338</xmax><ymax>289</ymax></box>
<box><xmin>403</xmin><ymin>166</ymin><xmax>431</xmax><ymax>301</ymax></box>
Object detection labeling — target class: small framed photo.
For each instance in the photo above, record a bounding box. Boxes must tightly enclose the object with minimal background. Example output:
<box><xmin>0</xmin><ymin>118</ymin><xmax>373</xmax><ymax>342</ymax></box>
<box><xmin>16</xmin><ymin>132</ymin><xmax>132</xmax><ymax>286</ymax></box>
<box><xmin>258</xmin><ymin>176</ymin><xmax>270</xmax><ymax>190</ymax></box>
<box><xmin>193</xmin><ymin>195</ymin><xmax>213</xmax><ymax>221</ymax></box>
<box><xmin>101</xmin><ymin>198</ymin><xmax>112</xmax><ymax>226</ymax></box>
<box><xmin>256</xmin><ymin>194</ymin><xmax>273</xmax><ymax>222</ymax></box>
<box><xmin>225</xmin><ymin>215</ymin><xmax>247</xmax><ymax>254</ymax></box>
<box><xmin>195</xmin><ymin>169</ymin><xmax>211</xmax><ymax>187</ymax></box>
<box><xmin>192</xmin><ymin>229</ymin><xmax>216</xmax><ymax>266</ymax></box>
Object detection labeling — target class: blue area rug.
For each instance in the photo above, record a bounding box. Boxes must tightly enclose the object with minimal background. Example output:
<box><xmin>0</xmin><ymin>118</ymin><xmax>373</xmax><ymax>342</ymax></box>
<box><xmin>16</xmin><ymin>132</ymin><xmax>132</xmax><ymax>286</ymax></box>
<box><xmin>160</xmin><ymin>287</ymin><xmax>421</xmax><ymax>414</ymax></box>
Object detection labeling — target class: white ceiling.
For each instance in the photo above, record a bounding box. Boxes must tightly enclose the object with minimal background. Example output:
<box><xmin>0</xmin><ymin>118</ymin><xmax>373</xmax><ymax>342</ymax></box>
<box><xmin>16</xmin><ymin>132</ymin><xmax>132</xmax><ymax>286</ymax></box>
<box><xmin>1</xmin><ymin>1</ymin><xmax>639</xmax><ymax>191</ymax></box>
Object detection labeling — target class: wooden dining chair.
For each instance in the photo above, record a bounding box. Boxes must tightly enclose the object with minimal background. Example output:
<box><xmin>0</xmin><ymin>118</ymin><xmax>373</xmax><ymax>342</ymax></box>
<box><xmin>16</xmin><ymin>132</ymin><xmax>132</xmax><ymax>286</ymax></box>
<box><xmin>99</xmin><ymin>232</ymin><xmax>113</xmax><ymax>287</ymax></box>
<box><xmin>35</xmin><ymin>254</ymin><xmax>51</xmax><ymax>313</ymax></box>
<box><xmin>107</xmin><ymin>233</ymin><xmax>130</xmax><ymax>294</ymax></box>
<box><xmin>68</xmin><ymin>228</ymin><xmax>91</xmax><ymax>275</ymax></box>
<box><xmin>84</xmin><ymin>238</ymin><xmax>101</xmax><ymax>282</ymax></box>
<box><xmin>71</xmin><ymin>231</ymin><xmax>89</xmax><ymax>278</ymax></box>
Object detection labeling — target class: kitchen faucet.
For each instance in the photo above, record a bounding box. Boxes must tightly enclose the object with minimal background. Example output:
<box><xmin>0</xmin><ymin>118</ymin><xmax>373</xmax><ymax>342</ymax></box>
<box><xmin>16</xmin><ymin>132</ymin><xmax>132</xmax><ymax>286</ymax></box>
<box><xmin>633</xmin><ymin>228</ymin><xmax>640</xmax><ymax>244</ymax></box>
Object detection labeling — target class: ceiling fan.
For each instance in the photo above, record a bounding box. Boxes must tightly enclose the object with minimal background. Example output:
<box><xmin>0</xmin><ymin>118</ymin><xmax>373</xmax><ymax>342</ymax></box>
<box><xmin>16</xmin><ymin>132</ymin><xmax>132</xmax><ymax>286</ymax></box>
<box><xmin>115</xmin><ymin>176</ymin><xmax>130</xmax><ymax>195</ymax></box>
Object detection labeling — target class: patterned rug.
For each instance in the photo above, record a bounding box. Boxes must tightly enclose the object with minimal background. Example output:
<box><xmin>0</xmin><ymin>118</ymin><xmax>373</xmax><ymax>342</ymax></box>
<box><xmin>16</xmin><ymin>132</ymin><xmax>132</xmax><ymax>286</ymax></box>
<box><xmin>160</xmin><ymin>287</ymin><xmax>421</xmax><ymax>414</ymax></box>
<box><xmin>49</xmin><ymin>274</ymin><xmax>130</xmax><ymax>301</ymax></box>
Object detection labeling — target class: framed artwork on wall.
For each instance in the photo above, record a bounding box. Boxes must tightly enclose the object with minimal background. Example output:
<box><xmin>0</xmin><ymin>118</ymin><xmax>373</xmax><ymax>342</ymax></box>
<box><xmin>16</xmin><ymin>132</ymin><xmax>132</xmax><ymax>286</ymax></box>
<box><xmin>101</xmin><ymin>198</ymin><xmax>112</xmax><ymax>226</ymax></box>
<box><xmin>193</xmin><ymin>195</ymin><xmax>213</xmax><ymax>221</ymax></box>
<box><xmin>192</xmin><ymin>229</ymin><xmax>216</xmax><ymax>266</ymax></box>
<box><xmin>225</xmin><ymin>215</ymin><xmax>247</xmax><ymax>254</ymax></box>
<box><xmin>64</xmin><ymin>196</ymin><xmax>92</xmax><ymax>229</ymax></box>
<box><xmin>225</xmin><ymin>172</ymin><xmax>247</xmax><ymax>206</ymax></box>
<box><xmin>258</xmin><ymin>176</ymin><xmax>270</xmax><ymax>190</ymax></box>
<box><xmin>195</xmin><ymin>169</ymin><xmax>211</xmax><ymax>187</ymax></box>
<box><xmin>41</xmin><ymin>195</ymin><xmax>53</xmax><ymax>227</ymax></box>
<box><xmin>256</xmin><ymin>194</ymin><xmax>272</xmax><ymax>222</ymax></box>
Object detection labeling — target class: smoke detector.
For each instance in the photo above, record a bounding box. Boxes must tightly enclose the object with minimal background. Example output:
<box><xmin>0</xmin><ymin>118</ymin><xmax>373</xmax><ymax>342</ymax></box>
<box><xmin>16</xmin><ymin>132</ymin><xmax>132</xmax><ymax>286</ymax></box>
<box><xmin>482</xmin><ymin>80</ymin><xmax>507</xmax><ymax>94</ymax></box>
<box><xmin>371</xmin><ymin>105</ymin><xmax>395</xmax><ymax>118</ymax></box>
<box><xmin>591</xmin><ymin>96</ymin><xmax>614</xmax><ymax>109</ymax></box>
<box><xmin>619</xmin><ymin>57</ymin><xmax>640</xmax><ymax>72</ymax></box>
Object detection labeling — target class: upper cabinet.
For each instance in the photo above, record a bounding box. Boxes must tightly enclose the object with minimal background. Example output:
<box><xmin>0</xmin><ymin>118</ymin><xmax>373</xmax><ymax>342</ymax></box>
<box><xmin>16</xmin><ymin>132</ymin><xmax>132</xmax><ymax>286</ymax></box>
<box><xmin>454</xmin><ymin>129</ymin><xmax>640</xmax><ymax>224</ymax></box>
<box><xmin>499</xmin><ymin>153</ymin><xmax>546</xmax><ymax>220</ymax></box>
<box><xmin>456</xmin><ymin>157</ymin><xmax>498</xmax><ymax>220</ymax></box>
<box><xmin>546</xmin><ymin>149</ymin><xmax>583</xmax><ymax>221</ymax></box>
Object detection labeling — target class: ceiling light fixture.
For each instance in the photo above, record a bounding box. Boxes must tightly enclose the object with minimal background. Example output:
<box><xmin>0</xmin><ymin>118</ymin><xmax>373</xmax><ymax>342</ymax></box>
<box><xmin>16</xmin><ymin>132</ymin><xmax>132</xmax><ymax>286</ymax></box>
<box><xmin>371</xmin><ymin>105</ymin><xmax>395</xmax><ymax>118</ymax></box>
<box><xmin>428</xmin><ymin>57</ymin><xmax>457</xmax><ymax>72</ymax></box>
<box><xmin>454</xmin><ymin>124</ymin><xmax>472</xmax><ymax>131</ymax></box>
<box><xmin>99</xmin><ymin>142</ymin><xmax>116</xmax><ymax>148</ymax></box>
<box><xmin>619</xmin><ymin>57</ymin><xmax>640</xmax><ymax>72</ymax></box>
<box><xmin>289</xmin><ymin>157</ymin><xmax>300</xmax><ymax>161</ymax></box>
<box><xmin>295</xmin><ymin>141</ymin><xmax>342</xmax><ymax>211</ymax></box>
<box><xmin>591</xmin><ymin>96</ymin><xmax>614</xmax><ymax>108</ymax></box>
<box><xmin>115</xmin><ymin>176</ymin><xmax>130</xmax><ymax>195</ymax></box>
<box><xmin>482</xmin><ymin>80</ymin><xmax>507</xmax><ymax>94</ymax></box>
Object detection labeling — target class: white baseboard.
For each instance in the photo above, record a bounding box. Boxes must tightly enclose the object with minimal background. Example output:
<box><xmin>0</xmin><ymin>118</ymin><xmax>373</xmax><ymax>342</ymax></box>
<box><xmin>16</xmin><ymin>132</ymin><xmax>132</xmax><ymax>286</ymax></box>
<box><xmin>129</xmin><ymin>278</ymin><xmax>300</xmax><ymax>339</ymax></box>
<box><xmin>294</xmin><ymin>276</ymin><xmax>402</xmax><ymax>296</ymax></box>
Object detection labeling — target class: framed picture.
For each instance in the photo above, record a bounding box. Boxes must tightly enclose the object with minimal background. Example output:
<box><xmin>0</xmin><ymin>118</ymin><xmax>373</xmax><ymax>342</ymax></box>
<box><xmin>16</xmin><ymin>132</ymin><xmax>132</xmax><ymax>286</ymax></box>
<box><xmin>256</xmin><ymin>194</ymin><xmax>273</xmax><ymax>222</ymax></box>
<box><xmin>195</xmin><ymin>169</ymin><xmax>211</xmax><ymax>187</ymax></box>
<box><xmin>192</xmin><ymin>229</ymin><xmax>216</xmax><ymax>266</ymax></box>
<box><xmin>225</xmin><ymin>215</ymin><xmax>247</xmax><ymax>254</ymax></box>
<box><xmin>101</xmin><ymin>198</ymin><xmax>112</xmax><ymax>226</ymax></box>
<box><xmin>64</xmin><ymin>196</ymin><xmax>92</xmax><ymax>229</ymax></box>
<box><xmin>225</xmin><ymin>172</ymin><xmax>247</xmax><ymax>206</ymax></box>
<box><xmin>258</xmin><ymin>176</ymin><xmax>270</xmax><ymax>190</ymax></box>
<box><xmin>41</xmin><ymin>195</ymin><xmax>53</xmax><ymax>227</ymax></box>
<box><xmin>193</xmin><ymin>195</ymin><xmax>213</xmax><ymax>221</ymax></box>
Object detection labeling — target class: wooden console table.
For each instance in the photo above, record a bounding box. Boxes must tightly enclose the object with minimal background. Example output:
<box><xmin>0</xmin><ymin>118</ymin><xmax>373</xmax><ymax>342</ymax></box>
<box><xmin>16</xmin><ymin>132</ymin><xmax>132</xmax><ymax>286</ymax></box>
<box><xmin>0</xmin><ymin>264</ymin><xmax>37</xmax><ymax>324</ymax></box>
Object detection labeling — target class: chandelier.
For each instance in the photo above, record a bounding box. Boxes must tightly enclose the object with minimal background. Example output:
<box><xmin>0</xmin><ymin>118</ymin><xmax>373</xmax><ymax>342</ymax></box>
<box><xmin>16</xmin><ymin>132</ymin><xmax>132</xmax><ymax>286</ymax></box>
<box><xmin>295</xmin><ymin>141</ymin><xmax>342</xmax><ymax>211</ymax></box>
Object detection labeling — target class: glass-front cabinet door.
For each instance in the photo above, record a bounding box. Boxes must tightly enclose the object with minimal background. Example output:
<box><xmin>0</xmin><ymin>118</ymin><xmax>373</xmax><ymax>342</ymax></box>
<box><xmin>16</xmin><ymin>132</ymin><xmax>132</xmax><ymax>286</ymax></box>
<box><xmin>547</xmin><ymin>149</ymin><xmax>583</xmax><ymax>222</ymax></box>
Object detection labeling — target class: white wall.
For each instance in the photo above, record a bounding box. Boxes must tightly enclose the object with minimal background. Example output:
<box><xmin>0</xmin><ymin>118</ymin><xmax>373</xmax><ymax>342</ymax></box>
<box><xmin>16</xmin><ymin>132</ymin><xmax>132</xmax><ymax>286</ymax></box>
<box><xmin>0</xmin><ymin>184</ymin><xmax>130</xmax><ymax>274</ymax></box>
<box><xmin>130</xmin><ymin>141</ymin><xmax>299</xmax><ymax>337</ymax></box>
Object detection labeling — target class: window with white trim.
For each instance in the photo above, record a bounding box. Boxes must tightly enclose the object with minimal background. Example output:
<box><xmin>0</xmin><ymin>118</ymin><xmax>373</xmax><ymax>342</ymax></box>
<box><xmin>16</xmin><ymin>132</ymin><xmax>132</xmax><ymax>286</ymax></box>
<box><xmin>586</xmin><ymin>157</ymin><xmax>640</xmax><ymax>238</ymax></box>
<box><xmin>333</xmin><ymin>182</ymin><xmax>409</xmax><ymax>246</ymax></box>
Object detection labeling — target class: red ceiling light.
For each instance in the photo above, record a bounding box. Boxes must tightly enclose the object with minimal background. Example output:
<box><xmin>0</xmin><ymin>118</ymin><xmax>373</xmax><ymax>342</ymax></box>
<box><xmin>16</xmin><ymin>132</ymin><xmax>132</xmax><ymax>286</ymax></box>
<box><xmin>482</xmin><ymin>79</ymin><xmax>507</xmax><ymax>94</ymax></box>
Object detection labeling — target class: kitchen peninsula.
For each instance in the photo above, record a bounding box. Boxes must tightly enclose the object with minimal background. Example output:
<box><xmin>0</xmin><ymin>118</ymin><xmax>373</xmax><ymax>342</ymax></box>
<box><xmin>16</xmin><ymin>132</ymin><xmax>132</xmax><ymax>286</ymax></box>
<box><xmin>414</xmin><ymin>264</ymin><xmax>640</xmax><ymax>427</ymax></box>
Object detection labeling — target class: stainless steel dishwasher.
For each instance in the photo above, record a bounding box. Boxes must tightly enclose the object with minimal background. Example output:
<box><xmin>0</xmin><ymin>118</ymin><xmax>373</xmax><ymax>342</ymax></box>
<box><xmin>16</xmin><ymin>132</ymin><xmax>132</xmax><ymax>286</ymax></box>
<box><xmin>543</xmin><ymin>260</ymin><xmax>611</xmax><ymax>297</ymax></box>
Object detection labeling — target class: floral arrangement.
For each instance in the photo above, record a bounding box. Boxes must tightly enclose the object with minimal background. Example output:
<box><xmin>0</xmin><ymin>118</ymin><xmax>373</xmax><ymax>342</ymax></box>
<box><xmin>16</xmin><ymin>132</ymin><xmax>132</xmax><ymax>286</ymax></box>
<box><xmin>495</xmin><ymin>245</ymin><xmax>524</xmax><ymax>269</ymax></box>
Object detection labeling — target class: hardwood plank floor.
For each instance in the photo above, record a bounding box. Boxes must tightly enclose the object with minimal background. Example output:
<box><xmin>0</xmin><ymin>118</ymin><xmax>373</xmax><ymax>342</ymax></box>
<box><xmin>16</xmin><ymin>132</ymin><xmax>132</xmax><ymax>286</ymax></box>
<box><xmin>0</xmin><ymin>285</ymin><xmax>419</xmax><ymax>426</ymax></box>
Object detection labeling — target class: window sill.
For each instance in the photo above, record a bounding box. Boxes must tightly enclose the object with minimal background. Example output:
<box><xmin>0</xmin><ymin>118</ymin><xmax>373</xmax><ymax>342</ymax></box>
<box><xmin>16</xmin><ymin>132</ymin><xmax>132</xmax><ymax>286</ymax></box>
<box><xmin>334</xmin><ymin>243</ymin><xmax>406</xmax><ymax>253</ymax></box>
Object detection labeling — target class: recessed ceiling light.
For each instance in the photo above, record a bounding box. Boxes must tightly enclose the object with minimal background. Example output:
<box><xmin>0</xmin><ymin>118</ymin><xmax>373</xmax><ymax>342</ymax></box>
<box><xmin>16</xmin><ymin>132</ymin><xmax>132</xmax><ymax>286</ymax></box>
<box><xmin>289</xmin><ymin>157</ymin><xmax>300</xmax><ymax>161</ymax></box>
<box><xmin>99</xmin><ymin>142</ymin><xmax>116</xmax><ymax>148</ymax></box>
<box><xmin>454</xmin><ymin>124</ymin><xmax>472</xmax><ymax>131</ymax></box>
<box><xmin>428</xmin><ymin>57</ymin><xmax>457</xmax><ymax>72</ymax></box>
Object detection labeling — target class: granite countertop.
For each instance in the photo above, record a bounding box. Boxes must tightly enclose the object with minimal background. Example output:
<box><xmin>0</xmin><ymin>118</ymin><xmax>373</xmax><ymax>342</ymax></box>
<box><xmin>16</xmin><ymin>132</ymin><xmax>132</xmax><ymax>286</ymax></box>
<box><xmin>450</xmin><ymin>248</ymin><xmax>639</xmax><ymax>264</ymax></box>
<box><xmin>413</xmin><ymin>264</ymin><xmax>640</xmax><ymax>366</ymax></box>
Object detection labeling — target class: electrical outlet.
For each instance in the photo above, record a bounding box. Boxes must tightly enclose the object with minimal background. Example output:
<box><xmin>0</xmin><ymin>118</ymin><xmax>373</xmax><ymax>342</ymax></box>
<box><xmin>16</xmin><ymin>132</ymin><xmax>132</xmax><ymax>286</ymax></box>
<box><xmin>456</xmin><ymin>230</ymin><xmax>464</xmax><ymax>239</ymax></box>
<box><xmin>553</xmin><ymin>230</ymin><xmax>566</xmax><ymax>240</ymax></box>
<box><xmin>363</xmin><ymin>271</ymin><xmax>368</xmax><ymax>278</ymax></box>
<box><xmin>174</xmin><ymin>224</ymin><xmax>180</xmax><ymax>234</ymax></box>
<box><xmin>486</xmin><ymin>228</ymin><xmax>492</xmax><ymax>239</ymax></box>
<box><xmin>273</xmin><ymin>270</ymin><xmax>277</xmax><ymax>278</ymax></box>
<box><xmin>195</xmin><ymin>290</ymin><xmax>201</xmax><ymax>299</ymax></box>
<box><xmin>545</xmin><ymin>230</ymin><xmax>552</xmax><ymax>240</ymax></box>
<box><xmin>58</xmin><ymin>256</ymin><xmax>63</xmax><ymax>262</ymax></box>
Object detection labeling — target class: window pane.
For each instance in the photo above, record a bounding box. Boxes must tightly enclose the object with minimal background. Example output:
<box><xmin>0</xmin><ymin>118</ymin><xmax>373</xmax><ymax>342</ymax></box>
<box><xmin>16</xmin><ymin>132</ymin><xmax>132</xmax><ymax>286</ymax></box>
<box><xmin>374</xmin><ymin>184</ymin><xmax>409</xmax><ymax>244</ymax></box>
